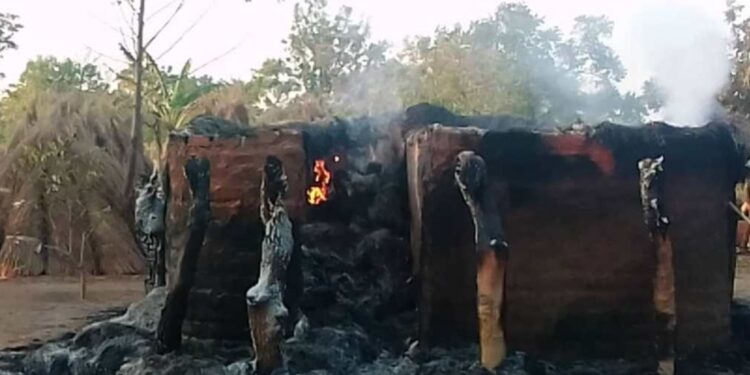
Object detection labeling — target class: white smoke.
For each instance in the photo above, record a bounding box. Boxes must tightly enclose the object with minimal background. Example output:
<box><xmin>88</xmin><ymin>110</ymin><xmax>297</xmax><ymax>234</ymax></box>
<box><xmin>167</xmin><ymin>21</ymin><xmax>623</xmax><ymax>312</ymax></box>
<box><xmin>630</xmin><ymin>0</ymin><xmax>731</xmax><ymax>126</ymax></box>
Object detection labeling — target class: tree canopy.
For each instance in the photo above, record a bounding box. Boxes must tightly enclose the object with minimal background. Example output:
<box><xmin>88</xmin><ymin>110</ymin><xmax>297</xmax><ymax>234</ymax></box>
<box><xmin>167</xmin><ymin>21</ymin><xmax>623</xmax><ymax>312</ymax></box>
<box><xmin>0</xmin><ymin>57</ymin><xmax>110</xmax><ymax>142</ymax></box>
<box><xmin>246</xmin><ymin>1</ymin><xmax>654</xmax><ymax>124</ymax></box>
<box><xmin>15</xmin><ymin>0</ymin><xmax>750</xmax><ymax>148</ymax></box>
<box><xmin>0</xmin><ymin>13</ymin><xmax>22</xmax><ymax>79</ymax></box>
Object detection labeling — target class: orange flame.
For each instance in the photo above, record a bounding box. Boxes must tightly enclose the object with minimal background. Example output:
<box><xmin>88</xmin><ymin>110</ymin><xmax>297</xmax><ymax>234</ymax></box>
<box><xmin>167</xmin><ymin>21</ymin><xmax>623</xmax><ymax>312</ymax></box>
<box><xmin>307</xmin><ymin>159</ymin><xmax>332</xmax><ymax>205</ymax></box>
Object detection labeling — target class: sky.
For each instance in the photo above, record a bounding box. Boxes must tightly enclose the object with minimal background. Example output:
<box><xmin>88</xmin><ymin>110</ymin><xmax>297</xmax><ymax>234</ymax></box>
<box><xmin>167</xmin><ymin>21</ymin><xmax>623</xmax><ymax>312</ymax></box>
<box><xmin>0</xmin><ymin>0</ymin><xmax>742</xmax><ymax>92</ymax></box>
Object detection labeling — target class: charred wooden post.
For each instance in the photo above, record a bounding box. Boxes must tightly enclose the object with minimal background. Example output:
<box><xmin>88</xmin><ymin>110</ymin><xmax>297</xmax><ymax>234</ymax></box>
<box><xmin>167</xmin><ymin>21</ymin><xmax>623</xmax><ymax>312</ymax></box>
<box><xmin>135</xmin><ymin>169</ymin><xmax>168</xmax><ymax>292</ymax></box>
<box><xmin>638</xmin><ymin>156</ymin><xmax>676</xmax><ymax>375</ymax></box>
<box><xmin>454</xmin><ymin>151</ymin><xmax>508</xmax><ymax>370</ymax></box>
<box><xmin>246</xmin><ymin>156</ymin><xmax>294</xmax><ymax>375</ymax></box>
<box><xmin>155</xmin><ymin>157</ymin><xmax>211</xmax><ymax>354</ymax></box>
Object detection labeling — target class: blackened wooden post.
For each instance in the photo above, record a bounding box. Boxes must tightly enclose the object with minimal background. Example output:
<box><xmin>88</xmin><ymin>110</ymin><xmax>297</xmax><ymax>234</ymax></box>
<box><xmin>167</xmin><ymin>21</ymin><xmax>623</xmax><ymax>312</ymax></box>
<box><xmin>246</xmin><ymin>156</ymin><xmax>294</xmax><ymax>375</ymax></box>
<box><xmin>638</xmin><ymin>156</ymin><xmax>676</xmax><ymax>375</ymax></box>
<box><xmin>155</xmin><ymin>157</ymin><xmax>211</xmax><ymax>354</ymax></box>
<box><xmin>455</xmin><ymin>151</ymin><xmax>509</xmax><ymax>370</ymax></box>
<box><xmin>135</xmin><ymin>169</ymin><xmax>168</xmax><ymax>292</ymax></box>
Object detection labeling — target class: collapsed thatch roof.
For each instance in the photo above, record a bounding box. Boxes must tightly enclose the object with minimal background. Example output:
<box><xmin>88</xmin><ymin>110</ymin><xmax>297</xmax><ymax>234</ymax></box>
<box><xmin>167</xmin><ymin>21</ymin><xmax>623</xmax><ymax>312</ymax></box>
<box><xmin>0</xmin><ymin>91</ymin><xmax>145</xmax><ymax>276</ymax></box>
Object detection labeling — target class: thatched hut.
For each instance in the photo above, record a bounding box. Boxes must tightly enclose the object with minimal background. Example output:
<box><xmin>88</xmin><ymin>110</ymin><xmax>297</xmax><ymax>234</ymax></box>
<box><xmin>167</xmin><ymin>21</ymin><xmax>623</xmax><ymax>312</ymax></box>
<box><xmin>0</xmin><ymin>92</ymin><xmax>146</xmax><ymax>276</ymax></box>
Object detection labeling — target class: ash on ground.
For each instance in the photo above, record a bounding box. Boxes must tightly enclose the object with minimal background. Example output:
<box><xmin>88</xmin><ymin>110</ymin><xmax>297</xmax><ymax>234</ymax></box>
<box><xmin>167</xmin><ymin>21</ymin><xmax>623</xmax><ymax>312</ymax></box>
<box><xmin>2</xmin><ymin>222</ymin><xmax>750</xmax><ymax>375</ymax></box>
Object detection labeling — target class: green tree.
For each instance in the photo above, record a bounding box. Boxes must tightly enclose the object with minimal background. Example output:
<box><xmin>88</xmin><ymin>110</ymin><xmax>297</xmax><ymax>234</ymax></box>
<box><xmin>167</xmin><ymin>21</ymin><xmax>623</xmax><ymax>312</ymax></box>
<box><xmin>13</xmin><ymin>57</ymin><xmax>108</xmax><ymax>92</ymax></box>
<box><xmin>0</xmin><ymin>13</ymin><xmax>22</xmax><ymax>78</ymax></box>
<box><xmin>249</xmin><ymin>0</ymin><xmax>388</xmax><ymax>120</ymax></box>
<box><xmin>116</xmin><ymin>57</ymin><xmax>219</xmax><ymax>157</ymax></box>
<box><xmin>401</xmin><ymin>3</ymin><xmax>650</xmax><ymax>124</ymax></box>
<box><xmin>400</xmin><ymin>26</ymin><xmax>534</xmax><ymax>116</ymax></box>
<box><xmin>0</xmin><ymin>57</ymin><xmax>109</xmax><ymax>141</ymax></box>
<box><xmin>287</xmin><ymin>0</ymin><xmax>387</xmax><ymax>96</ymax></box>
<box><xmin>248</xmin><ymin>58</ymin><xmax>301</xmax><ymax>109</ymax></box>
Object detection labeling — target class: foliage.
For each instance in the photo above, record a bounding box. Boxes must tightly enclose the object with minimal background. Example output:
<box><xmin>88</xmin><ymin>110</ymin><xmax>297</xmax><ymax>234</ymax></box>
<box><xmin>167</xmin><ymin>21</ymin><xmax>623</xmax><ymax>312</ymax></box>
<box><xmin>401</xmin><ymin>4</ymin><xmax>650</xmax><ymax>124</ymax></box>
<box><xmin>117</xmin><ymin>58</ymin><xmax>219</xmax><ymax>156</ymax></box>
<box><xmin>14</xmin><ymin>56</ymin><xmax>108</xmax><ymax>92</ymax></box>
<box><xmin>2</xmin><ymin>2</ymin><xmax>664</xmax><ymax>128</ymax></box>
<box><xmin>18</xmin><ymin>137</ymin><xmax>104</xmax><ymax>214</ymax></box>
<box><xmin>248</xmin><ymin>58</ymin><xmax>300</xmax><ymax>108</ymax></box>
<box><xmin>287</xmin><ymin>0</ymin><xmax>387</xmax><ymax>95</ymax></box>
<box><xmin>723</xmin><ymin>0</ymin><xmax>750</xmax><ymax>120</ymax></box>
<box><xmin>400</xmin><ymin>26</ymin><xmax>535</xmax><ymax>117</ymax></box>
<box><xmin>246</xmin><ymin>1</ymin><xmax>651</xmax><ymax>124</ymax></box>
<box><xmin>0</xmin><ymin>57</ymin><xmax>110</xmax><ymax>143</ymax></box>
<box><xmin>0</xmin><ymin>90</ymin><xmax>144</xmax><ymax>274</ymax></box>
<box><xmin>0</xmin><ymin>13</ymin><xmax>22</xmax><ymax>78</ymax></box>
<box><xmin>248</xmin><ymin>0</ymin><xmax>388</xmax><ymax>121</ymax></box>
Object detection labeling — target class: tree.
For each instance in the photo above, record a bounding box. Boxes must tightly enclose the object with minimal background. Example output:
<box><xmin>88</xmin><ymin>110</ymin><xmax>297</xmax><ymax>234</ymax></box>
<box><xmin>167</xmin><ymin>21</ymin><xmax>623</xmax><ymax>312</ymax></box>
<box><xmin>0</xmin><ymin>13</ymin><xmax>22</xmax><ymax>79</ymax></box>
<box><xmin>116</xmin><ymin>0</ymin><xmax>247</xmax><ymax>197</ymax></box>
<box><xmin>399</xmin><ymin>3</ymin><xmax>650</xmax><ymax>124</ymax></box>
<box><xmin>14</xmin><ymin>57</ymin><xmax>108</xmax><ymax>92</ymax></box>
<box><xmin>140</xmin><ymin>58</ymin><xmax>218</xmax><ymax>157</ymax></box>
<box><xmin>249</xmin><ymin>58</ymin><xmax>301</xmax><ymax>109</ymax></box>
<box><xmin>400</xmin><ymin>26</ymin><xmax>534</xmax><ymax>116</ymax></box>
<box><xmin>287</xmin><ymin>0</ymin><xmax>387</xmax><ymax>96</ymax></box>
<box><xmin>118</xmin><ymin>0</ymin><xmax>147</xmax><ymax>204</ymax></box>
<box><xmin>0</xmin><ymin>57</ymin><xmax>110</xmax><ymax>141</ymax></box>
<box><xmin>248</xmin><ymin>0</ymin><xmax>388</xmax><ymax>120</ymax></box>
<box><xmin>567</xmin><ymin>15</ymin><xmax>631</xmax><ymax>123</ymax></box>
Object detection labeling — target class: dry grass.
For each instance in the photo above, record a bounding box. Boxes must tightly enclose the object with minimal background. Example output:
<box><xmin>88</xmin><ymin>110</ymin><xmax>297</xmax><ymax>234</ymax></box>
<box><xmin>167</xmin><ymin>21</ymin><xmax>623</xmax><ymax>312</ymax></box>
<box><xmin>0</xmin><ymin>91</ymin><xmax>145</xmax><ymax>276</ymax></box>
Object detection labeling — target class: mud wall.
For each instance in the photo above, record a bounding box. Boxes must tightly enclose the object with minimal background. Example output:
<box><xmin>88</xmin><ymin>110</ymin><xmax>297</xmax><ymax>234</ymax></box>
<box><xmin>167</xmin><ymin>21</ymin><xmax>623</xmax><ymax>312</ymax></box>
<box><xmin>409</xmin><ymin>124</ymin><xmax>742</xmax><ymax>359</ymax></box>
<box><xmin>165</xmin><ymin>128</ymin><xmax>306</xmax><ymax>339</ymax></box>
<box><xmin>405</xmin><ymin>125</ymin><xmax>484</xmax><ymax>346</ymax></box>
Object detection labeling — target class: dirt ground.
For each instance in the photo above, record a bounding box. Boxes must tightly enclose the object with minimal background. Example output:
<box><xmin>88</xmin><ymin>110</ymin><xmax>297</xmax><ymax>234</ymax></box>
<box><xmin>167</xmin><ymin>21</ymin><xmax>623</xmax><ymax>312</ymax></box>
<box><xmin>0</xmin><ymin>256</ymin><xmax>746</xmax><ymax>352</ymax></box>
<box><xmin>0</xmin><ymin>275</ymin><xmax>143</xmax><ymax>349</ymax></box>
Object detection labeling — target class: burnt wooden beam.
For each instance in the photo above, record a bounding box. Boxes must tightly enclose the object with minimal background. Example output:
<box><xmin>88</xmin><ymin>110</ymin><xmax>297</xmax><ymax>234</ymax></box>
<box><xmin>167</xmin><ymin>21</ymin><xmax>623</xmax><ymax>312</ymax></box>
<box><xmin>638</xmin><ymin>156</ymin><xmax>676</xmax><ymax>375</ymax></box>
<box><xmin>156</xmin><ymin>164</ymin><xmax>170</xmax><ymax>288</ymax></box>
<box><xmin>455</xmin><ymin>151</ymin><xmax>508</xmax><ymax>370</ymax></box>
<box><xmin>246</xmin><ymin>156</ymin><xmax>294</xmax><ymax>375</ymax></box>
<box><xmin>155</xmin><ymin>157</ymin><xmax>211</xmax><ymax>354</ymax></box>
<box><xmin>135</xmin><ymin>169</ymin><xmax>168</xmax><ymax>292</ymax></box>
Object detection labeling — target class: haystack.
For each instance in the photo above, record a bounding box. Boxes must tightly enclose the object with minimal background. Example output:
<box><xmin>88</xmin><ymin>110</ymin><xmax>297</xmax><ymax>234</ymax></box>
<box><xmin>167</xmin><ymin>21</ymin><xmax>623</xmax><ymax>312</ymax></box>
<box><xmin>0</xmin><ymin>91</ymin><xmax>146</xmax><ymax>276</ymax></box>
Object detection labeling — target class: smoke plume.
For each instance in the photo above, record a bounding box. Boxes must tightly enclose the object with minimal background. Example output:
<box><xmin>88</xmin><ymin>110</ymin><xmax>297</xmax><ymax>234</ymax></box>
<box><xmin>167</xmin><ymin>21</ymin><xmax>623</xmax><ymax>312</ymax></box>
<box><xmin>630</xmin><ymin>0</ymin><xmax>730</xmax><ymax>126</ymax></box>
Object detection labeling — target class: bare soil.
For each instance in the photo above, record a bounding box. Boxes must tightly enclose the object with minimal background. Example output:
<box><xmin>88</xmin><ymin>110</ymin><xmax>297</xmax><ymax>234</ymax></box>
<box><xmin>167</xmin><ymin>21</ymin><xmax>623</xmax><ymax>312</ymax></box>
<box><xmin>0</xmin><ymin>254</ymin><xmax>747</xmax><ymax>359</ymax></box>
<box><xmin>0</xmin><ymin>275</ymin><xmax>143</xmax><ymax>349</ymax></box>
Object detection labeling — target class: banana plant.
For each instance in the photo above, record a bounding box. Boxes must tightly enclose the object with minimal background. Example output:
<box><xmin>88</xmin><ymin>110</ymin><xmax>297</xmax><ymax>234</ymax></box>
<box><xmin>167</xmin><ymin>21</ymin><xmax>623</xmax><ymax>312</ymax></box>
<box><xmin>142</xmin><ymin>55</ymin><xmax>207</xmax><ymax>159</ymax></box>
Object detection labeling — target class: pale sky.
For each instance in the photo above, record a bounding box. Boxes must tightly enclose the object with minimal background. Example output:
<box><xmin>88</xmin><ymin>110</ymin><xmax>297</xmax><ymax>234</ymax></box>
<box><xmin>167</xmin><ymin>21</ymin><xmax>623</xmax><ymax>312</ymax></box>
<box><xmin>1</xmin><ymin>0</ymin><xmax>743</xmax><ymax>92</ymax></box>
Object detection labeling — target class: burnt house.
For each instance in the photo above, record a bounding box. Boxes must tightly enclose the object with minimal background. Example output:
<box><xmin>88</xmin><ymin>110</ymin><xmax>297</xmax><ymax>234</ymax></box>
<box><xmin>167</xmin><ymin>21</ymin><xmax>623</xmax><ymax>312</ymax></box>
<box><xmin>162</xmin><ymin>106</ymin><xmax>744</xmax><ymax>364</ymax></box>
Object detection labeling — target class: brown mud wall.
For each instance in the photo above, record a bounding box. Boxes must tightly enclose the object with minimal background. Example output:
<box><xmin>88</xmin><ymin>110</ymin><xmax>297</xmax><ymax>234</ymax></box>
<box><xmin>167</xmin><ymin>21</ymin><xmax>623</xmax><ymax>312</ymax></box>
<box><xmin>165</xmin><ymin>129</ymin><xmax>306</xmax><ymax>339</ymax></box>
<box><xmin>409</xmin><ymin>123</ymin><xmax>742</xmax><ymax>359</ymax></box>
<box><xmin>405</xmin><ymin>125</ymin><xmax>484</xmax><ymax>346</ymax></box>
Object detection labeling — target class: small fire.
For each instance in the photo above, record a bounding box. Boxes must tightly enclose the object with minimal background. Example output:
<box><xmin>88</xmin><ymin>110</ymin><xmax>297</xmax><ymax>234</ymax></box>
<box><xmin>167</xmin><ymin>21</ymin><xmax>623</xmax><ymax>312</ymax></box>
<box><xmin>307</xmin><ymin>159</ymin><xmax>332</xmax><ymax>205</ymax></box>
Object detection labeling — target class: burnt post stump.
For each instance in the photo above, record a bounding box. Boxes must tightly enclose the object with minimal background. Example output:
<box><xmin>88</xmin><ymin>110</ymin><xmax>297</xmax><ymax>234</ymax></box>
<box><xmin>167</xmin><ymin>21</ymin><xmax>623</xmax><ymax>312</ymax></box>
<box><xmin>246</xmin><ymin>156</ymin><xmax>294</xmax><ymax>375</ymax></box>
